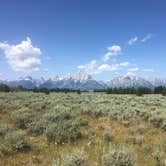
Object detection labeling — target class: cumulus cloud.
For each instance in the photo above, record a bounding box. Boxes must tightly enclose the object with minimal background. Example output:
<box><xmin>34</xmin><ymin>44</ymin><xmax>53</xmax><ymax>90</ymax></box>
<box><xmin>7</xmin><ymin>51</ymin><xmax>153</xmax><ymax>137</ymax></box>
<box><xmin>119</xmin><ymin>62</ymin><xmax>130</xmax><ymax>67</ymax></box>
<box><xmin>127</xmin><ymin>67</ymin><xmax>139</xmax><ymax>72</ymax></box>
<box><xmin>97</xmin><ymin>62</ymin><xmax>130</xmax><ymax>73</ymax></box>
<box><xmin>97</xmin><ymin>64</ymin><xmax>112</xmax><ymax>72</ymax></box>
<box><xmin>103</xmin><ymin>45</ymin><xmax>122</xmax><ymax>61</ymax></box>
<box><xmin>0</xmin><ymin>37</ymin><xmax>41</xmax><ymax>73</ymax></box>
<box><xmin>128</xmin><ymin>36</ymin><xmax>138</xmax><ymax>45</ymax></box>
<box><xmin>143</xmin><ymin>68</ymin><xmax>154</xmax><ymax>72</ymax></box>
<box><xmin>141</xmin><ymin>34</ymin><xmax>153</xmax><ymax>42</ymax></box>
<box><xmin>77</xmin><ymin>43</ymin><xmax>142</xmax><ymax>77</ymax></box>
<box><xmin>126</xmin><ymin>67</ymin><xmax>139</xmax><ymax>76</ymax></box>
<box><xmin>77</xmin><ymin>60</ymin><xmax>97</xmax><ymax>74</ymax></box>
<box><xmin>77</xmin><ymin>43</ymin><xmax>131</xmax><ymax>75</ymax></box>
<box><xmin>126</xmin><ymin>72</ymin><xmax>136</xmax><ymax>76</ymax></box>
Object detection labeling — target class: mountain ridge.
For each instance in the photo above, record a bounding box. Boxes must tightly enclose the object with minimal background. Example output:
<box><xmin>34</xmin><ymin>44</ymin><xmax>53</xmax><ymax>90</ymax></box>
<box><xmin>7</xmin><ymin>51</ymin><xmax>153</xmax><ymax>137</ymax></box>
<box><xmin>1</xmin><ymin>73</ymin><xmax>166</xmax><ymax>90</ymax></box>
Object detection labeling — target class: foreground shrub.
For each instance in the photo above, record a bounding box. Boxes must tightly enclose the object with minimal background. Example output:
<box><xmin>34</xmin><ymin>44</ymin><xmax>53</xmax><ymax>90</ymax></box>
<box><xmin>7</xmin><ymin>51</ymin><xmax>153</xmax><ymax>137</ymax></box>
<box><xmin>76</xmin><ymin>117</ymin><xmax>88</xmax><ymax>126</ymax></box>
<box><xmin>27</xmin><ymin>119</ymin><xmax>45</xmax><ymax>136</ymax></box>
<box><xmin>45</xmin><ymin>121</ymin><xmax>82</xmax><ymax>143</ymax></box>
<box><xmin>161</xmin><ymin>121</ymin><xmax>166</xmax><ymax>131</ymax></box>
<box><xmin>0</xmin><ymin>122</ymin><xmax>9</xmax><ymax>137</ymax></box>
<box><xmin>11</xmin><ymin>108</ymin><xmax>35</xmax><ymax>129</ymax></box>
<box><xmin>0</xmin><ymin>143</ymin><xmax>12</xmax><ymax>156</ymax></box>
<box><xmin>62</xmin><ymin>149</ymin><xmax>87</xmax><ymax>166</ymax></box>
<box><xmin>29</xmin><ymin>102</ymin><xmax>47</xmax><ymax>112</ymax></box>
<box><xmin>102</xmin><ymin>145</ymin><xmax>134</xmax><ymax>166</ymax></box>
<box><xmin>5</xmin><ymin>131</ymin><xmax>30</xmax><ymax>152</ymax></box>
<box><xmin>0</xmin><ymin>130</ymin><xmax>30</xmax><ymax>155</ymax></box>
<box><xmin>149</xmin><ymin>115</ymin><xmax>164</xmax><ymax>128</ymax></box>
<box><xmin>42</xmin><ymin>109</ymin><xmax>73</xmax><ymax>124</ymax></box>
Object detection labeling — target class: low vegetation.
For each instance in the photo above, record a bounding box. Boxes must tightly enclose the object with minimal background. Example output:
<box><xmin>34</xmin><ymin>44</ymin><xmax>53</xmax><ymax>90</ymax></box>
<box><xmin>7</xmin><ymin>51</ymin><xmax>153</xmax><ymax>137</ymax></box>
<box><xmin>0</xmin><ymin>92</ymin><xmax>165</xmax><ymax>165</ymax></box>
<box><xmin>102</xmin><ymin>144</ymin><xmax>134</xmax><ymax>166</ymax></box>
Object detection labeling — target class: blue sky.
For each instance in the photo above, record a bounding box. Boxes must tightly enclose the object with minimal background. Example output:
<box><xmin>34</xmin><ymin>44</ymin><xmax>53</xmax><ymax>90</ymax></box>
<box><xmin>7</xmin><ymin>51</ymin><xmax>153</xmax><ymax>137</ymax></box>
<box><xmin>0</xmin><ymin>0</ymin><xmax>166</xmax><ymax>80</ymax></box>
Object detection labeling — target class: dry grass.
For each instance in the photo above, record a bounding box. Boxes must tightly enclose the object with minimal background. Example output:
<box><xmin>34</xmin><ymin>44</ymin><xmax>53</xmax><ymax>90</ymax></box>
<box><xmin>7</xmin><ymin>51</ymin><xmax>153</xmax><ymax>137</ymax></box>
<box><xmin>0</xmin><ymin>93</ymin><xmax>165</xmax><ymax>166</ymax></box>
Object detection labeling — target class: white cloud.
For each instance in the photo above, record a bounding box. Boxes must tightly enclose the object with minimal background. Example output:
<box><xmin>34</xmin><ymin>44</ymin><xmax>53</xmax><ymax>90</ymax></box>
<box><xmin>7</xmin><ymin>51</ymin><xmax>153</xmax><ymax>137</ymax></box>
<box><xmin>128</xmin><ymin>34</ymin><xmax>153</xmax><ymax>46</ymax></box>
<box><xmin>77</xmin><ymin>60</ymin><xmax>97</xmax><ymax>74</ymax></box>
<box><xmin>126</xmin><ymin>71</ymin><xmax>137</xmax><ymax>76</ymax></box>
<box><xmin>0</xmin><ymin>37</ymin><xmax>41</xmax><ymax>73</ymax></box>
<box><xmin>128</xmin><ymin>36</ymin><xmax>138</xmax><ymax>45</ymax></box>
<box><xmin>141</xmin><ymin>34</ymin><xmax>153</xmax><ymax>42</ymax></box>
<box><xmin>143</xmin><ymin>68</ymin><xmax>154</xmax><ymax>72</ymax></box>
<box><xmin>128</xmin><ymin>67</ymin><xmax>139</xmax><ymax>72</ymax></box>
<box><xmin>103</xmin><ymin>45</ymin><xmax>122</xmax><ymax>61</ymax></box>
<box><xmin>126</xmin><ymin>67</ymin><xmax>139</xmax><ymax>76</ymax></box>
<box><xmin>97</xmin><ymin>62</ymin><xmax>130</xmax><ymax>74</ymax></box>
<box><xmin>119</xmin><ymin>62</ymin><xmax>130</xmax><ymax>67</ymax></box>
<box><xmin>97</xmin><ymin>64</ymin><xmax>112</xmax><ymax>72</ymax></box>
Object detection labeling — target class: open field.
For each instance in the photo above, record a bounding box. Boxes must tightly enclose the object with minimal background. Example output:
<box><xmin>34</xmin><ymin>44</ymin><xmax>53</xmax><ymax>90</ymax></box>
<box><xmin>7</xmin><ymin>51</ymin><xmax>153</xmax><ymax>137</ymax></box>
<box><xmin>0</xmin><ymin>92</ymin><xmax>166</xmax><ymax>166</ymax></box>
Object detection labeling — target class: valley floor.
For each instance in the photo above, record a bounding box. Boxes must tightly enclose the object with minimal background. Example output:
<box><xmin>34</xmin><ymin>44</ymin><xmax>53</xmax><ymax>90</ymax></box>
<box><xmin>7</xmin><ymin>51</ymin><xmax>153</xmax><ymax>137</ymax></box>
<box><xmin>0</xmin><ymin>92</ymin><xmax>165</xmax><ymax>166</ymax></box>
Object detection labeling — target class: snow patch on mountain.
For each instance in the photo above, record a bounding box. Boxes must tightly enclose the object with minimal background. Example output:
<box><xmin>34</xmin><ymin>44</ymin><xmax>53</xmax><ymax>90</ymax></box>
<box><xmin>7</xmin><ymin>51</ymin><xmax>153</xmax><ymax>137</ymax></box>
<box><xmin>1</xmin><ymin>73</ymin><xmax>166</xmax><ymax>90</ymax></box>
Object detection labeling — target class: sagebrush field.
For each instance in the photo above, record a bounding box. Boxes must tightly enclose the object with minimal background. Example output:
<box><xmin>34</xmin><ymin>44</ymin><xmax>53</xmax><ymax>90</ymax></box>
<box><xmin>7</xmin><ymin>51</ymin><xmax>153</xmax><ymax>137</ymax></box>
<box><xmin>0</xmin><ymin>92</ymin><xmax>165</xmax><ymax>166</ymax></box>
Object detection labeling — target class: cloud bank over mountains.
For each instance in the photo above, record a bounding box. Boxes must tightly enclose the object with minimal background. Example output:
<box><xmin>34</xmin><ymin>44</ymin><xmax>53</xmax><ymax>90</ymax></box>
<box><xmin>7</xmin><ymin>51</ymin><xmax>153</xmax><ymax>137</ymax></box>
<box><xmin>0</xmin><ymin>34</ymin><xmax>154</xmax><ymax>80</ymax></box>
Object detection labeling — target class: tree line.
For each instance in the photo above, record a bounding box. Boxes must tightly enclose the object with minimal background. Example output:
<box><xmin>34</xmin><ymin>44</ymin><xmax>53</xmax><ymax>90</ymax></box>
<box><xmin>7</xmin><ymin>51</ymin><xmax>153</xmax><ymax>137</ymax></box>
<box><xmin>0</xmin><ymin>83</ymin><xmax>166</xmax><ymax>96</ymax></box>
<box><xmin>95</xmin><ymin>86</ymin><xmax>166</xmax><ymax>96</ymax></box>
<box><xmin>0</xmin><ymin>84</ymin><xmax>82</xmax><ymax>94</ymax></box>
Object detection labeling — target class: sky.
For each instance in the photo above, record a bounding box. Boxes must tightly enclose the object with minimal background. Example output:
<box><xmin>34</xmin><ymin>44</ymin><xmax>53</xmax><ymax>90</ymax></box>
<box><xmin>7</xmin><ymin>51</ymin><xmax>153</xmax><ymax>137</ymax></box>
<box><xmin>0</xmin><ymin>0</ymin><xmax>166</xmax><ymax>80</ymax></box>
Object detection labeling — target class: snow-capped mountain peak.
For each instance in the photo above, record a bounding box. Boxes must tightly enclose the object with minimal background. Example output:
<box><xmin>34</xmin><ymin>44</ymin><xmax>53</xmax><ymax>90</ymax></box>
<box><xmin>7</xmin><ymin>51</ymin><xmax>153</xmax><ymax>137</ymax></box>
<box><xmin>1</xmin><ymin>74</ymin><xmax>166</xmax><ymax>90</ymax></box>
<box><xmin>73</xmin><ymin>72</ymin><xmax>92</xmax><ymax>81</ymax></box>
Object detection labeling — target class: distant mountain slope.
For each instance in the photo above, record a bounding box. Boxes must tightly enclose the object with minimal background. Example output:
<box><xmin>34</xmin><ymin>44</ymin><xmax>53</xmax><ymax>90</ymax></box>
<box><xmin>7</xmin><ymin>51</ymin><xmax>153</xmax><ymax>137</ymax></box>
<box><xmin>1</xmin><ymin>73</ymin><xmax>166</xmax><ymax>90</ymax></box>
<box><xmin>105</xmin><ymin>76</ymin><xmax>154</xmax><ymax>88</ymax></box>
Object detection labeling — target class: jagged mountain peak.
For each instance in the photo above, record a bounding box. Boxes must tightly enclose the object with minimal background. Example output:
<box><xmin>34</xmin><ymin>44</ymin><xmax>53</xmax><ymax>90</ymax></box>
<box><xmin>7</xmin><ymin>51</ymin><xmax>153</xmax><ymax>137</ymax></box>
<box><xmin>1</xmin><ymin>74</ymin><xmax>166</xmax><ymax>90</ymax></box>
<box><xmin>73</xmin><ymin>72</ymin><xmax>92</xmax><ymax>81</ymax></box>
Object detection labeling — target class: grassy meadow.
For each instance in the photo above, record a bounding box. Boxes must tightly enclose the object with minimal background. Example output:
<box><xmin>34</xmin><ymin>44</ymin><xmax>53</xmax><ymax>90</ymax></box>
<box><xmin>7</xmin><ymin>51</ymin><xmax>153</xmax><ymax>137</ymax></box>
<box><xmin>0</xmin><ymin>92</ymin><xmax>166</xmax><ymax>166</ymax></box>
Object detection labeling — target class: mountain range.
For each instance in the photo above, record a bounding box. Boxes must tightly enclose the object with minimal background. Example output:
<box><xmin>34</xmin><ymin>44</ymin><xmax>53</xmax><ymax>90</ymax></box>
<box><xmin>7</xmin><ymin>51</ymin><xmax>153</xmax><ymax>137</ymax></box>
<box><xmin>1</xmin><ymin>73</ymin><xmax>166</xmax><ymax>90</ymax></box>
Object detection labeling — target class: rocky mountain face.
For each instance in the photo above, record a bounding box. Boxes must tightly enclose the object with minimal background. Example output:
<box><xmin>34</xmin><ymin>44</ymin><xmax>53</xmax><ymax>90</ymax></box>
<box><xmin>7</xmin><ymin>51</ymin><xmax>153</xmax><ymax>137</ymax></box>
<box><xmin>1</xmin><ymin>73</ymin><xmax>166</xmax><ymax>90</ymax></box>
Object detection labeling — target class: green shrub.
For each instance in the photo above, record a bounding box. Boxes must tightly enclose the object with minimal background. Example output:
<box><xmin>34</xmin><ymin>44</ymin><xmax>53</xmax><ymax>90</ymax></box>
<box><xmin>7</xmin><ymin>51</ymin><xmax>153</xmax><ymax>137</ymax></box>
<box><xmin>11</xmin><ymin>108</ymin><xmax>35</xmax><ymax>129</ymax></box>
<box><xmin>92</xmin><ymin>108</ymin><xmax>105</xmax><ymax>118</ymax></box>
<box><xmin>4</xmin><ymin>131</ymin><xmax>30</xmax><ymax>152</ymax></box>
<box><xmin>161</xmin><ymin>121</ymin><xmax>166</xmax><ymax>131</ymax></box>
<box><xmin>29</xmin><ymin>102</ymin><xmax>47</xmax><ymax>112</ymax></box>
<box><xmin>76</xmin><ymin>117</ymin><xmax>88</xmax><ymax>126</ymax></box>
<box><xmin>102</xmin><ymin>145</ymin><xmax>134</xmax><ymax>166</ymax></box>
<box><xmin>149</xmin><ymin>115</ymin><xmax>164</xmax><ymax>128</ymax></box>
<box><xmin>0</xmin><ymin>122</ymin><xmax>9</xmax><ymax>137</ymax></box>
<box><xmin>45</xmin><ymin>121</ymin><xmax>82</xmax><ymax>143</ymax></box>
<box><xmin>62</xmin><ymin>149</ymin><xmax>87</xmax><ymax>166</ymax></box>
<box><xmin>27</xmin><ymin>119</ymin><xmax>45</xmax><ymax>136</ymax></box>
<box><xmin>43</xmin><ymin>109</ymin><xmax>73</xmax><ymax>123</ymax></box>
<box><xmin>0</xmin><ymin>143</ymin><xmax>12</xmax><ymax>156</ymax></box>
